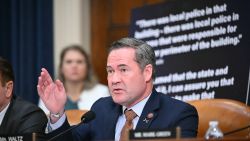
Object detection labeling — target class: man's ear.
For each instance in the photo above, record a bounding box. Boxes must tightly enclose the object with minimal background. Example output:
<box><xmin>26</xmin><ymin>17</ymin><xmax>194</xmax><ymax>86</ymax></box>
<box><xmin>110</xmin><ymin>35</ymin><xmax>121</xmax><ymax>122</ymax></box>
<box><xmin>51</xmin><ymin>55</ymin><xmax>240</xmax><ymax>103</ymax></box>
<box><xmin>5</xmin><ymin>81</ymin><xmax>13</xmax><ymax>98</ymax></box>
<box><xmin>143</xmin><ymin>64</ymin><xmax>153</xmax><ymax>82</ymax></box>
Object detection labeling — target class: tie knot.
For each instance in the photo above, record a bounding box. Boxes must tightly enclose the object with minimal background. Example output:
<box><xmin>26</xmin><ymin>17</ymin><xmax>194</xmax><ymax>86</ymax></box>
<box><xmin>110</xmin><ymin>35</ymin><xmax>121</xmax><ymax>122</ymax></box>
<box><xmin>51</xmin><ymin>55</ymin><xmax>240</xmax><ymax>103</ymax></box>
<box><xmin>124</xmin><ymin>109</ymin><xmax>137</xmax><ymax>121</ymax></box>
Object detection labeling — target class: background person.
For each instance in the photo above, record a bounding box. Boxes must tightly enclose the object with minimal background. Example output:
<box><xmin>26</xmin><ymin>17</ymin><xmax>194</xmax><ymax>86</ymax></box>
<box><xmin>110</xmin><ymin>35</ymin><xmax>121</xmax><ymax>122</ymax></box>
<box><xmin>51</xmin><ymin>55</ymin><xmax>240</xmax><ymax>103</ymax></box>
<box><xmin>37</xmin><ymin>37</ymin><xmax>198</xmax><ymax>141</ymax></box>
<box><xmin>0</xmin><ymin>57</ymin><xmax>47</xmax><ymax>134</ymax></box>
<box><xmin>38</xmin><ymin>45</ymin><xmax>110</xmax><ymax>114</ymax></box>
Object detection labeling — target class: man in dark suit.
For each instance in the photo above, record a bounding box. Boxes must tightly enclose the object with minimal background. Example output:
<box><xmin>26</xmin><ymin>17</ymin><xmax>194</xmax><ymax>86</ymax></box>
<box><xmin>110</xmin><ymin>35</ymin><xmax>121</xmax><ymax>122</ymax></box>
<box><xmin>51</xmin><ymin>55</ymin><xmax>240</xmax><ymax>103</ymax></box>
<box><xmin>38</xmin><ymin>37</ymin><xmax>198</xmax><ymax>141</ymax></box>
<box><xmin>0</xmin><ymin>57</ymin><xmax>48</xmax><ymax>134</ymax></box>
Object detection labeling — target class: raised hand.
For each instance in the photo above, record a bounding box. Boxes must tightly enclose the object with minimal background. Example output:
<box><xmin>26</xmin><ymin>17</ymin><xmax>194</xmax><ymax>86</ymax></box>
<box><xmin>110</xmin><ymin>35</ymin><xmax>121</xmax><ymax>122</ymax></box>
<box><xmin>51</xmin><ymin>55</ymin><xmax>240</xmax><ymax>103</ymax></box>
<box><xmin>37</xmin><ymin>68</ymin><xmax>67</xmax><ymax>116</ymax></box>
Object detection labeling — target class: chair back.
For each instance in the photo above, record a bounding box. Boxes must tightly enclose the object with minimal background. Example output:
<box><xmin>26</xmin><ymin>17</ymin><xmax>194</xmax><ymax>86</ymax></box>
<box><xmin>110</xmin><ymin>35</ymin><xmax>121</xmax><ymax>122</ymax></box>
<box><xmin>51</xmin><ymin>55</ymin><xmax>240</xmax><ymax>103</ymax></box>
<box><xmin>65</xmin><ymin>109</ymin><xmax>87</xmax><ymax>125</ymax></box>
<box><xmin>188</xmin><ymin>99</ymin><xmax>250</xmax><ymax>138</ymax></box>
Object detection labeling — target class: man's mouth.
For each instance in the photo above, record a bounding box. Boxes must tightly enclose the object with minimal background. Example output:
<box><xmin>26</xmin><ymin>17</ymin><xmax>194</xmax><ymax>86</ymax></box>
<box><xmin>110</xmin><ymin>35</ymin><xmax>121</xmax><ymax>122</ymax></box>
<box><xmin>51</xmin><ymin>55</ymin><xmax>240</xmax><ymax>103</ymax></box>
<box><xmin>112</xmin><ymin>88</ymin><xmax>123</xmax><ymax>93</ymax></box>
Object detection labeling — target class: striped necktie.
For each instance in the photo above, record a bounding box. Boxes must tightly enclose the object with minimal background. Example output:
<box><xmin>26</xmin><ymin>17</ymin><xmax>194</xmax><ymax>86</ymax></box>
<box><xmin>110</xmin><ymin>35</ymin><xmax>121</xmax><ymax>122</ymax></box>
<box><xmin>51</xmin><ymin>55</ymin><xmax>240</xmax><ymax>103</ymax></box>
<box><xmin>120</xmin><ymin>109</ymin><xmax>137</xmax><ymax>141</ymax></box>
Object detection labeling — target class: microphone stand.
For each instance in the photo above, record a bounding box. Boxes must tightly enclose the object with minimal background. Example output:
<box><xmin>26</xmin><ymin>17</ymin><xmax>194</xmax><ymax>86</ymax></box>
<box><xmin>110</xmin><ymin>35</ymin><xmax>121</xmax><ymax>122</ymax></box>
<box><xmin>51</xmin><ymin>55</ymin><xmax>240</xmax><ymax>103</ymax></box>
<box><xmin>47</xmin><ymin>119</ymin><xmax>85</xmax><ymax>141</ymax></box>
<box><xmin>224</xmin><ymin>125</ymin><xmax>250</xmax><ymax>136</ymax></box>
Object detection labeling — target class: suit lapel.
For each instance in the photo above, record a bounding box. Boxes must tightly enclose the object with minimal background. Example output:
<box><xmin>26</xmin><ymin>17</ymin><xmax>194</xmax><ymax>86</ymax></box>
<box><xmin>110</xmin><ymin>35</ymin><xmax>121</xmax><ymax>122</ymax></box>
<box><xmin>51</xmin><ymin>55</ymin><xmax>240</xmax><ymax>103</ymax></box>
<box><xmin>103</xmin><ymin>104</ymin><xmax>122</xmax><ymax>139</ymax></box>
<box><xmin>0</xmin><ymin>97</ymin><xmax>15</xmax><ymax>134</ymax></box>
<box><xmin>136</xmin><ymin>89</ymin><xmax>160</xmax><ymax>129</ymax></box>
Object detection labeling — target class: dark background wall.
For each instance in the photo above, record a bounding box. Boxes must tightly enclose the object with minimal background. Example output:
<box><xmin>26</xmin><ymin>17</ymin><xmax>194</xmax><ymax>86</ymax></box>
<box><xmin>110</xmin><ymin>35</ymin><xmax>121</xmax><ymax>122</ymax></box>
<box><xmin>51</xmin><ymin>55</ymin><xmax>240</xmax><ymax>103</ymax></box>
<box><xmin>90</xmin><ymin>0</ymin><xmax>165</xmax><ymax>85</ymax></box>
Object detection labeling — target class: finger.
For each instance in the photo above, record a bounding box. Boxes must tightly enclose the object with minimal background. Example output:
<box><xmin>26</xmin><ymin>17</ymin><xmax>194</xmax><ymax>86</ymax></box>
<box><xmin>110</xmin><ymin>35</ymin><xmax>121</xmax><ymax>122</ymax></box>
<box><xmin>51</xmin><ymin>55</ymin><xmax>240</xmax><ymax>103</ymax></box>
<box><xmin>43</xmin><ymin>84</ymin><xmax>52</xmax><ymax>100</ymax></box>
<box><xmin>37</xmin><ymin>77</ymin><xmax>44</xmax><ymax>96</ymax></box>
<box><xmin>40</xmin><ymin>72</ymin><xmax>50</xmax><ymax>88</ymax></box>
<box><xmin>37</xmin><ymin>76</ymin><xmax>43</xmax><ymax>86</ymax></box>
<box><xmin>42</xmin><ymin>68</ymin><xmax>53</xmax><ymax>84</ymax></box>
<box><xmin>39</xmin><ymin>71</ymin><xmax>46</xmax><ymax>85</ymax></box>
<box><xmin>37</xmin><ymin>85</ymin><xmax>46</xmax><ymax>101</ymax></box>
<box><xmin>55</xmin><ymin>79</ymin><xmax>65</xmax><ymax>92</ymax></box>
<box><xmin>37</xmin><ymin>85</ymin><xmax>43</xmax><ymax>97</ymax></box>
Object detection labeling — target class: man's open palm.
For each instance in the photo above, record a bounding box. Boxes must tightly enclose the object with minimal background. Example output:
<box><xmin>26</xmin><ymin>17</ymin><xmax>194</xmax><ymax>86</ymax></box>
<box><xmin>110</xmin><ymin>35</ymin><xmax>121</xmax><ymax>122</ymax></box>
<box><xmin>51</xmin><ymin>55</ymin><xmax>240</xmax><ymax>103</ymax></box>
<box><xmin>37</xmin><ymin>68</ymin><xmax>66</xmax><ymax>114</ymax></box>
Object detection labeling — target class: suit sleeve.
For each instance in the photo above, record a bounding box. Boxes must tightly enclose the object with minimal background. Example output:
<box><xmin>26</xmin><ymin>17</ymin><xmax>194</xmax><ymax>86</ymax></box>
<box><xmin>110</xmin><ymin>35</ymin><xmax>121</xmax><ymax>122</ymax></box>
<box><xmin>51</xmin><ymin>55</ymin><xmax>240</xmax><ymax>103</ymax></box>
<box><xmin>46</xmin><ymin>115</ymin><xmax>92</xmax><ymax>141</ymax></box>
<box><xmin>174</xmin><ymin>104</ymin><xmax>199</xmax><ymax>138</ymax></box>
<box><xmin>17</xmin><ymin>108</ymin><xmax>48</xmax><ymax>134</ymax></box>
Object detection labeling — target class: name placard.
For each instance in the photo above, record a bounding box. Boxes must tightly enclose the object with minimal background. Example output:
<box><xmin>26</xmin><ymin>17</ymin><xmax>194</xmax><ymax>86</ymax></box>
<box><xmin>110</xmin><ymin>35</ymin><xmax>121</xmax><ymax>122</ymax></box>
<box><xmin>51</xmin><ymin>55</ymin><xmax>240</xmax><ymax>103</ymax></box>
<box><xmin>0</xmin><ymin>133</ymin><xmax>46</xmax><ymax>141</ymax></box>
<box><xmin>130</xmin><ymin>128</ymin><xmax>177</xmax><ymax>140</ymax></box>
<box><xmin>0</xmin><ymin>135</ymin><xmax>32</xmax><ymax>141</ymax></box>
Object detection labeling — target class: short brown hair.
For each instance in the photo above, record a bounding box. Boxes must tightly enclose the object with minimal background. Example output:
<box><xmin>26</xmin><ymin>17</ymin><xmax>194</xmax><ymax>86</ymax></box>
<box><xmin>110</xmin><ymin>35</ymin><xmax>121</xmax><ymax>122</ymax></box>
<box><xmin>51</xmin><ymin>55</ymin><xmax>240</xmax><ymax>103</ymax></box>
<box><xmin>0</xmin><ymin>57</ymin><xmax>15</xmax><ymax>86</ymax></box>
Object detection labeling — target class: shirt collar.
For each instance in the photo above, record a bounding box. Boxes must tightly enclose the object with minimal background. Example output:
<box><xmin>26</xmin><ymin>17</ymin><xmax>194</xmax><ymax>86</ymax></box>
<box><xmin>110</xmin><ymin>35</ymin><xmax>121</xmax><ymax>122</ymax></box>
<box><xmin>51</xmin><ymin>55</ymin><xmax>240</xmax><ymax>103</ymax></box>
<box><xmin>122</xmin><ymin>92</ymin><xmax>152</xmax><ymax>118</ymax></box>
<box><xmin>0</xmin><ymin>102</ymin><xmax>10</xmax><ymax>125</ymax></box>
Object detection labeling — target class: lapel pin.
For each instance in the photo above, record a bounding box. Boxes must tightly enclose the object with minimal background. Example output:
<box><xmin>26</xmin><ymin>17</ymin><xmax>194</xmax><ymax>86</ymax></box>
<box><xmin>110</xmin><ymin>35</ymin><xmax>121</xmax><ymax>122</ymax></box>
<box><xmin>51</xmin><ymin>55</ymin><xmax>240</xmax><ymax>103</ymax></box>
<box><xmin>143</xmin><ymin>118</ymin><xmax>149</xmax><ymax>123</ymax></box>
<box><xmin>143</xmin><ymin>113</ymin><xmax>154</xmax><ymax>124</ymax></box>
<box><xmin>147</xmin><ymin>113</ymin><xmax>154</xmax><ymax>119</ymax></box>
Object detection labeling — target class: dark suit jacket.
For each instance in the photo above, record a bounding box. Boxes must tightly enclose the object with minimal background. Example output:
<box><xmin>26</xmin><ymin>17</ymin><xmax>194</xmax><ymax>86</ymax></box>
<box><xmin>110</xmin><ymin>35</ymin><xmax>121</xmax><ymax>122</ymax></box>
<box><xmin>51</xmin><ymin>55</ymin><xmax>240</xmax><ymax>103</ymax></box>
<box><xmin>0</xmin><ymin>96</ymin><xmax>48</xmax><ymax>134</ymax></box>
<box><xmin>52</xmin><ymin>89</ymin><xmax>198</xmax><ymax>141</ymax></box>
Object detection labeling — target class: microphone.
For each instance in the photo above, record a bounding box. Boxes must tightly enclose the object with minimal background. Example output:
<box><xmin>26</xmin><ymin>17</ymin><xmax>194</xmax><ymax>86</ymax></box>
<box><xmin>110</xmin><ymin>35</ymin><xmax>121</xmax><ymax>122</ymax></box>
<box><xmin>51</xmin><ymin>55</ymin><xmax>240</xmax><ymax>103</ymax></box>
<box><xmin>80</xmin><ymin>110</ymin><xmax>96</xmax><ymax>123</ymax></box>
<box><xmin>48</xmin><ymin>111</ymin><xmax>96</xmax><ymax>141</ymax></box>
<box><xmin>224</xmin><ymin>125</ymin><xmax>250</xmax><ymax>136</ymax></box>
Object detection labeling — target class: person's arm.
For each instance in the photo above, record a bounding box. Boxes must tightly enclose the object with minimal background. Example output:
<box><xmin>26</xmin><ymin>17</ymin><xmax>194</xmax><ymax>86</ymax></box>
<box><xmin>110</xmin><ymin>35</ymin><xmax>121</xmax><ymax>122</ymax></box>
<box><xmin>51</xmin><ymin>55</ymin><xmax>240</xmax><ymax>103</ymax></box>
<box><xmin>37</xmin><ymin>68</ymin><xmax>91</xmax><ymax>141</ymax></box>
<box><xmin>37</xmin><ymin>68</ymin><xmax>67</xmax><ymax>123</ymax></box>
<box><xmin>48</xmin><ymin>113</ymin><xmax>67</xmax><ymax>131</ymax></box>
<box><xmin>17</xmin><ymin>108</ymin><xmax>48</xmax><ymax>134</ymax></box>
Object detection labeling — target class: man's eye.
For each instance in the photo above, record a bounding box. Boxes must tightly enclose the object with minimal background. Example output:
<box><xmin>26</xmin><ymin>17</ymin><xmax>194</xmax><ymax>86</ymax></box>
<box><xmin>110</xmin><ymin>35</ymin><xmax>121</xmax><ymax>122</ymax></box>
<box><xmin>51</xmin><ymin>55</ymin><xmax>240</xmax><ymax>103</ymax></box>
<box><xmin>121</xmin><ymin>69</ymin><xmax>127</xmax><ymax>72</ymax></box>
<box><xmin>107</xmin><ymin>70</ymin><xmax>114</xmax><ymax>74</ymax></box>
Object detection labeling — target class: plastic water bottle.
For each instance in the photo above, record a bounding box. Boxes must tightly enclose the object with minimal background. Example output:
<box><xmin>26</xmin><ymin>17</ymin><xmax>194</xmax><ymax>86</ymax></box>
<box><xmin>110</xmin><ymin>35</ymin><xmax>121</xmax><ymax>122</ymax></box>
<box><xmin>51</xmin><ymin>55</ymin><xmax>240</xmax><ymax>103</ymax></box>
<box><xmin>205</xmin><ymin>121</ymin><xmax>224</xmax><ymax>139</ymax></box>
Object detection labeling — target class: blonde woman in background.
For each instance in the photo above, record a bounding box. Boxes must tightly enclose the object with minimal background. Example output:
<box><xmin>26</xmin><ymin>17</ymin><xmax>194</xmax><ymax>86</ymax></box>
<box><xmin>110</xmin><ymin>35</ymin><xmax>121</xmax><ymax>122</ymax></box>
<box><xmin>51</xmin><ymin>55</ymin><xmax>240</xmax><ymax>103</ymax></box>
<box><xmin>38</xmin><ymin>45</ymin><xmax>110</xmax><ymax>114</ymax></box>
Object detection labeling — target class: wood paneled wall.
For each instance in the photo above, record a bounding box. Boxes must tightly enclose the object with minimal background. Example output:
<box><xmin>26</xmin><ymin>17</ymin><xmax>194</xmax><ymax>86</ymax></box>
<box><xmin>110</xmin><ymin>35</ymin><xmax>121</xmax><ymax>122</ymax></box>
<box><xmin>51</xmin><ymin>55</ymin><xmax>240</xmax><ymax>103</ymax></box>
<box><xmin>91</xmin><ymin>0</ymin><xmax>164</xmax><ymax>85</ymax></box>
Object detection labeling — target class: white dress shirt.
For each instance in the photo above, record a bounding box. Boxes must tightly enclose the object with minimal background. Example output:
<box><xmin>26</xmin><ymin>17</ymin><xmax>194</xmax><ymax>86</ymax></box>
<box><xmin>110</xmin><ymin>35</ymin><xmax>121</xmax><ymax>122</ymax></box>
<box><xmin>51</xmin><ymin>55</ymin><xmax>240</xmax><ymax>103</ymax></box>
<box><xmin>114</xmin><ymin>94</ymin><xmax>151</xmax><ymax>141</ymax></box>
<box><xmin>47</xmin><ymin>113</ymin><xmax>66</xmax><ymax>132</ymax></box>
<box><xmin>0</xmin><ymin>103</ymin><xmax>10</xmax><ymax>125</ymax></box>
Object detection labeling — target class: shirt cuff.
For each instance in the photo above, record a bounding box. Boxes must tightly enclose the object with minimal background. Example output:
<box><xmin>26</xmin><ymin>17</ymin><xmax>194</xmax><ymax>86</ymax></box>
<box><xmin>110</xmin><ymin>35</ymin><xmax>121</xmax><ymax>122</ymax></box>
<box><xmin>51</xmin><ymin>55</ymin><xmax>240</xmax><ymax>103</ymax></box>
<box><xmin>47</xmin><ymin>113</ymin><xmax>66</xmax><ymax>132</ymax></box>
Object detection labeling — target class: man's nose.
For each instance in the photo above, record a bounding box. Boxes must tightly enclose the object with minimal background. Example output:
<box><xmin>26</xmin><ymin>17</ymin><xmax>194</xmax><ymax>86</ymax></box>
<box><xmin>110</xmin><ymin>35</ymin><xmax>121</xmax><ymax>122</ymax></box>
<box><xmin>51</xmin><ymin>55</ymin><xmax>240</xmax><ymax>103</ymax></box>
<box><xmin>111</xmin><ymin>72</ymin><xmax>121</xmax><ymax>85</ymax></box>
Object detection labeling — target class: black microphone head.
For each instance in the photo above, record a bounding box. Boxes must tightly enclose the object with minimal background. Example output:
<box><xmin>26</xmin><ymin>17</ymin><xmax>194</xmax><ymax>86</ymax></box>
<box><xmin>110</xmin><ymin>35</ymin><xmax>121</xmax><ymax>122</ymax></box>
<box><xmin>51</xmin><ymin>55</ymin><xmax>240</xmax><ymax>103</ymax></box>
<box><xmin>81</xmin><ymin>111</ymin><xmax>96</xmax><ymax>123</ymax></box>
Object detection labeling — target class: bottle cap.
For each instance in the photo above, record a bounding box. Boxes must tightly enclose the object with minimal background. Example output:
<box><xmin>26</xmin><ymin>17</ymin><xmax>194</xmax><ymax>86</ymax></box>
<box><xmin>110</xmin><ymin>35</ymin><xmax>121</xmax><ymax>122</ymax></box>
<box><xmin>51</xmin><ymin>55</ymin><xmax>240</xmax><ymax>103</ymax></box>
<box><xmin>209</xmin><ymin>120</ymin><xmax>218</xmax><ymax>126</ymax></box>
